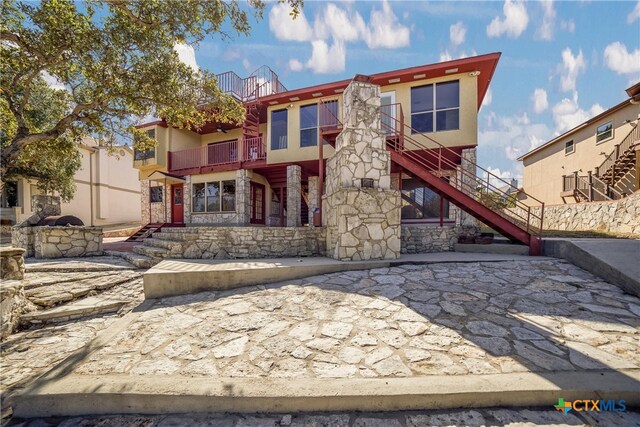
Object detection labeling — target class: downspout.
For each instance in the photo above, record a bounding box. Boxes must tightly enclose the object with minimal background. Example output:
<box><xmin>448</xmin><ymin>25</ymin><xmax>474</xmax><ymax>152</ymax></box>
<box><xmin>88</xmin><ymin>147</ymin><xmax>95</xmax><ymax>226</ymax></box>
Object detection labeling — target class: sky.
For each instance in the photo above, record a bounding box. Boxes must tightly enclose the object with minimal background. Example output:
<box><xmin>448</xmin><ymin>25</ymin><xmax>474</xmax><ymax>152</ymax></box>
<box><xmin>176</xmin><ymin>0</ymin><xmax>640</xmax><ymax>185</ymax></box>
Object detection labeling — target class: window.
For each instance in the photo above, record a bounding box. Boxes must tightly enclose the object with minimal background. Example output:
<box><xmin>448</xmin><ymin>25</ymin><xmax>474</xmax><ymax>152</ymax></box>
<box><xmin>149</xmin><ymin>186</ymin><xmax>163</xmax><ymax>203</ymax></box>
<box><xmin>596</xmin><ymin>121</ymin><xmax>612</xmax><ymax>143</ymax></box>
<box><xmin>401</xmin><ymin>177</ymin><xmax>450</xmax><ymax>221</ymax></box>
<box><xmin>565</xmin><ymin>140</ymin><xmax>574</xmax><ymax>155</ymax></box>
<box><xmin>300</xmin><ymin>104</ymin><xmax>318</xmax><ymax>147</ymax></box>
<box><xmin>134</xmin><ymin>129</ymin><xmax>156</xmax><ymax>161</ymax></box>
<box><xmin>411</xmin><ymin>81</ymin><xmax>459</xmax><ymax>133</ymax></box>
<box><xmin>271</xmin><ymin>109</ymin><xmax>288</xmax><ymax>150</ymax></box>
<box><xmin>192</xmin><ymin>180</ymin><xmax>236</xmax><ymax>213</ymax></box>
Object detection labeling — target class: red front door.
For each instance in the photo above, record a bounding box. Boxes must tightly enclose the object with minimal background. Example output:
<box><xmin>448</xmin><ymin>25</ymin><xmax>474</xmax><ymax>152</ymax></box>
<box><xmin>250</xmin><ymin>182</ymin><xmax>265</xmax><ymax>225</ymax></box>
<box><xmin>171</xmin><ymin>184</ymin><xmax>184</xmax><ymax>224</ymax></box>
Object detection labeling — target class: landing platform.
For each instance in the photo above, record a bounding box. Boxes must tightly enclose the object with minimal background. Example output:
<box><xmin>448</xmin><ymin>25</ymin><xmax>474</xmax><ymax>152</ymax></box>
<box><xmin>143</xmin><ymin>252</ymin><xmax>539</xmax><ymax>298</ymax></box>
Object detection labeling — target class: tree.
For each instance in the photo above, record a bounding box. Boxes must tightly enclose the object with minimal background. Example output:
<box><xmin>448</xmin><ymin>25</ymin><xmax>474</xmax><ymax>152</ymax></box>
<box><xmin>1</xmin><ymin>0</ymin><xmax>302</xmax><ymax>199</ymax></box>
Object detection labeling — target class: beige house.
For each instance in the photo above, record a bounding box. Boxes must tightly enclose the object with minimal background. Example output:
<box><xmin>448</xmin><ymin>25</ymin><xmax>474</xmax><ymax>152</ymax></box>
<box><xmin>0</xmin><ymin>138</ymin><xmax>141</xmax><ymax>227</ymax></box>
<box><xmin>518</xmin><ymin>83</ymin><xmax>640</xmax><ymax>206</ymax></box>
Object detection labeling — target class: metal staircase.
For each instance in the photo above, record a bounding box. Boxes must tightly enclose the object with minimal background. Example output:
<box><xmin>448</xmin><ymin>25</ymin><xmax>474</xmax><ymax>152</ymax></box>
<box><xmin>594</xmin><ymin>124</ymin><xmax>639</xmax><ymax>192</ymax></box>
<box><xmin>378</xmin><ymin>103</ymin><xmax>545</xmax><ymax>255</ymax></box>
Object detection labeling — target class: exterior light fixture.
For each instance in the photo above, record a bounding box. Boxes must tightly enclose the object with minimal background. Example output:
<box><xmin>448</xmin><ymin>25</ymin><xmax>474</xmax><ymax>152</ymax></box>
<box><xmin>469</xmin><ymin>71</ymin><xmax>481</xmax><ymax>77</ymax></box>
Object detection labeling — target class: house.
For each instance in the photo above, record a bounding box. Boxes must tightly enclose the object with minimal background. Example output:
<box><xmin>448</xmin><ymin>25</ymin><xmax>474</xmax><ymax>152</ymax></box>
<box><xmin>518</xmin><ymin>82</ymin><xmax>640</xmax><ymax>206</ymax></box>
<box><xmin>131</xmin><ymin>53</ymin><xmax>545</xmax><ymax>257</ymax></box>
<box><xmin>0</xmin><ymin>138</ymin><xmax>142</xmax><ymax>227</ymax></box>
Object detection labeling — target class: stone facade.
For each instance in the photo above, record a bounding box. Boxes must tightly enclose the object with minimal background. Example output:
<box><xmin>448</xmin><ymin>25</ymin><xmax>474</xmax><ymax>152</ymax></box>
<box><xmin>457</xmin><ymin>148</ymin><xmax>478</xmax><ymax>227</ymax></box>
<box><xmin>1</xmin><ymin>279</ymin><xmax>28</xmax><ymax>339</ymax></box>
<box><xmin>401</xmin><ymin>225</ymin><xmax>478</xmax><ymax>254</ymax></box>
<box><xmin>184</xmin><ymin>171</ymin><xmax>251</xmax><ymax>226</ymax></box>
<box><xmin>13</xmin><ymin>226</ymin><xmax>103</xmax><ymax>258</ymax></box>
<box><xmin>307</xmin><ymin>176</ymin><xmax>320</xmax><ymax>226</ymax></box>
<box><xmin>287</xmin><ymin>165</ymin><xmax>302</xmax><ymax>227</ymax></box>
<box><xmin>153</xmin><ymin>226</ymin><xmax>326</xmax><ymax>259</ymax></box>
<box><xmin>507</xmin><ymin>191</ymin><xmax>640</xmax><ymax>234</ymax></box>
<box><xmin>140</xmin><ymin>180</ymin><xmax>172</xmax><ymax>224</ymax></box>
<box><xmin>322</xmin><ymin>80</ymin><xmax>402</xmax><ymax>261</ymax></box>
<box><xmin>0</xmin><ymin>247</ymin><xmax>25</xmax><ymax>280</ymax></box>
<box><xmin>324</xmin><ymin>188</ymin><xmax>401</xmax><ymax>261</ymax></box>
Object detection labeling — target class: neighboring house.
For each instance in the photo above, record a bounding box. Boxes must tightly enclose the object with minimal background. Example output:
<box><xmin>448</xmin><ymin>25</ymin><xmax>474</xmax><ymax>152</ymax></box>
<box><xmin>518</xmin><ymin>82</ymin><xmax>640</xmax><ymax>206</ymax></box>
<box><xmin>0</xmin><ymin>138</ymin><xmax>141</xmax><ymax>227</ymax></box>
<box><xmin>131</xmin><ymin>54</ymin><xmax>544</xmax><ymax>254</ymax></box>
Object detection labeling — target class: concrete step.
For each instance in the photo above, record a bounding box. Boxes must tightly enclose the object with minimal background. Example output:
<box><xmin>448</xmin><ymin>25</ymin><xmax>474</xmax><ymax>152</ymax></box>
<box><xmin>142</xmin><ymin>238</ymin><xmax>181</xmax><ymax>250</ymax></box>
<box><xmin>20</xmin><ymin>296</ymin><xmax>127</xmax><ymax>325</ymax></box>
<box><xmin>104</xmin><ymin>250</ymin><xmax>158</xmax><ymax>269</ymax></box>
<box><xmin>453</xmin><ymin>243</ymin><xmax>529</xmax><ymax>256</ymax></box>
<box><xmin>133</xmin><ymin>245</ymin><xmax>169</xmax><ymax>259</ymax></box>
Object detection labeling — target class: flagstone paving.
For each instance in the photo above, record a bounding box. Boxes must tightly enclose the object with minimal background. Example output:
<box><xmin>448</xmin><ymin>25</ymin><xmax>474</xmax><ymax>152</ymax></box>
<box><xmin>10</xmin><ymin>407</ymin><xmax>640</xmax><ymax>427</ymax></box>
<box><xmin>68</xmin><ymin>259</ymin><xmax>640</xmax><ymax>380</ymax></box>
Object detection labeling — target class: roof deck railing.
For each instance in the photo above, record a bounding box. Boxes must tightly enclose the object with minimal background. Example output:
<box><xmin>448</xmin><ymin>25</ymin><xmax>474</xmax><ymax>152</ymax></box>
<box><xmin>215</xmin><ymin>66</ymin><xmax>287</xmax><ymax>102</ymax></box>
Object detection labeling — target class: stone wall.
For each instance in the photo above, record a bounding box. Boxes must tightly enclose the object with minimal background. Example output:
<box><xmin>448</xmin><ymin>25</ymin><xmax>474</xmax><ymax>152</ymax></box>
<box><xmin>155</xmin><ymin>226</ymin><xmax>326</xmax><ymax>259</ymax></box>
<box><xmin>185</xmin><ymin>171</ymin><xmax>252</xmax><ymax>226</ymax></box>
<box><xmin>11</xmin><ymin>226</ymin><xmax>36</xmax><ymax>257</ymax></box>
<box><xmin>506</xmin><ymin>191</ymin><xmax>640</xmax><ymax>234</ymax></box>
<box><xmin>13</xmin><ymin>226</ymin><xmax>103</xmax><ymax>258</ymax></box>
<box><xmin>401</xmin><ymin>225</ymin><xmax>478</xmax><ymax>254</ymax></box>
<box><xmin>141</xmin><ymin>180</ymin><xmax>171</xmax><ymax>224</ymax></box>
<box><xmin>0</xmin><ymin>247</ymin><xmax>25</xmax><ymax>280</ymax></box>
<box><xmin>324</xmin><ymin>188</ymin><xmax>401</xmax><ymax>261</ymax></box>
<box><xmin>1</xmin><ymin>280</ymin><xmax>29</xmax><ymax>339</ymax></box>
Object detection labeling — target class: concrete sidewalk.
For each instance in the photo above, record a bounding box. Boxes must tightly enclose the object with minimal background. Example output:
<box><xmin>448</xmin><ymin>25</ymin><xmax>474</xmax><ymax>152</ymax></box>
<box><xmin>544</xmin><ymin>238</ymin><xmax>640</xmax><ymax>297</ymax></box>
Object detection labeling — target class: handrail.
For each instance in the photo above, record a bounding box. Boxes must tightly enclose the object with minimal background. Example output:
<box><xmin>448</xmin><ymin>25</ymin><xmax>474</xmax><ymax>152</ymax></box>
<box><xmin>215</xmin><ymin>65</ymin><xmax>287</xmax><ymax>102</ymax></box>
<box><xmin>379</xmin><ymin>103</ymin><xmax>544</xmax><ymax>236</ymax></box>
<box><xmin>563</xmin><ymin>172</ymin><xmax>624</xmax><ymax>201</ymax></box>
<box><xmin>168</xmin><ymin>140</ymin><xmax>238</xmax><ymax>171</ymax></box>
<box><xmin>319</xmin><ymin>98</ymin><xmax>342</xmax><ymax>131</ymax></box>
<box><xmin>596</xmin><ymin>123</ymin><xmax>639</xmax><ymax>179</ymax></box>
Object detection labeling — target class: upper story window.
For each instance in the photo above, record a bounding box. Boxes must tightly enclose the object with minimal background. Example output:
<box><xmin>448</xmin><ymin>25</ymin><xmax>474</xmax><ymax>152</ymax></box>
<box><xmin>565</xmin><ymin>140</ymin><xmax>574</xmax><ymax>155</ymax></box>
<box><xmin>134</xmin><ymin>129</ymin><xmax>156</xmax><ymax>161</ymax></box>
<box><xmin>300</xmin><ymin>104</ymin><xmax>318</xmax><ymax>147</ymax></box>
<box><xmin>596</xmin><ymin>121</ymin><xmax>613</xmax><ymax>143</ymax></box>
<box><xmin>271</xmin><ymin>109</ymin><xmax>288</xmax><ymax>150</ymax></box>
<box><xmin>411</xmin><ymin>81</ymin><xmax>460</xmax><ymax>133</ymax></box>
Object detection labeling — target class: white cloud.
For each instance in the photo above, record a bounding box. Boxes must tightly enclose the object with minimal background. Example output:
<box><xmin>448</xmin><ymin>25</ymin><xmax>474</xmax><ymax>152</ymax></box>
<box><xmin>41</xmin><ymin>71</ymin><xmax>66</xmax><ymax>90</ymax></box>
<box><xmin>482</xmin><ymin>88</ymin><xmax>493</xmax><ymax>108</ymax></box>
<box><xmin>314</xmin><ymin>3</ymin><xmax>365</xmax><ymax>42</ymax></box>
<box><xmin>288</xmin><ymin>58</ymin><xmax>304</xmax><ymax>72</ymax></box>
<box><xmin>481</xmin><ymin>167</ymin><xmax>519</xmax><ymax>190</ymax></box>
<box><xmin>551</xmin><ymin>92</ymin><xmax>604</xmax><ymax>134</ymax></box>
<box><xmin>242</xmin><ymin>58</ymin><xmax>252</xmax><ymax>72</ymax></box>
<box><xmin>487</xmin><ymin>0</ymin><xmax>529</xmax><ymax>39</ymax></box>
<box><xmin>306</xmin><ymin>40</ymin><xmax>346</xmax><ymax>74</ymax></box>
<box><xmin>628</xmin><ymin>1</ymin><xmax>640</xmax><ymax>24</ymax></box>
<box><xmin>450</xmin><ymin>21</ymin><xmax>466</xmax><ymax>47</ymax></box>
<box><xmin>559</xmin><ymin>48</ymin><xmax>586</xmax><ymax>92</ymax></box>
<box><xmin>439</xmin><ymin>49</ymin><xmax>478</xmax><ymax>62</ymax></box>
<box><xmin>363</xmin><ymin>0</ymin><xmax>410</xmax><ymax>49</ymax></box>
<box><xmin>560</xmin><ymin>19</ymin><xmax>575</xmax><ymax>33</ymax></box>
<box><xmin>532</xmin><ymin>88</ymin><xmax>549</xmax><ymax>114</ymax></box>
<box><xmin>173</xmin><ymin>43</ymin><xmax>199</xmax><ymax>72</ymax></box>
<box><xmin>603</xmin><ymin>42</ymin><xmax>640</xmax><ymax>75</ymax></box>
<box><xmin>269</xmin><ymin>3</ymin><xmax>313</xmax><ymax>42</ymax></box>
<box><xmin>535</xmin><ymin>0</ymin><xmax>556</xmax><ymax>41</ymax></box>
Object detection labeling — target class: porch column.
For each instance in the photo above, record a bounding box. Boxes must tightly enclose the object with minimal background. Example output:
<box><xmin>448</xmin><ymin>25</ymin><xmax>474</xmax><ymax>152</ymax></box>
<box><xmin>286</xmin><ymin>165</ymin><xmax>301</xmax><ymax>227</ymax></box>
<box><xmin>307</xmin><ymin>176</ymin><xmax>319</xmax><ymax>227</ymax></box>
<box><xmin>183</xmin><ymin>176</ymin><xmax>192</xmax><ymax>225</ymax></box>
<box><xmin>236</xmin><ymin>169</ymin><xmax>250</xmax><ymax>225</ymax></box>
<box><xmin>458</xmin><ymin>147</ymin><xmax>478</xmax><ymax>227</ymax></box>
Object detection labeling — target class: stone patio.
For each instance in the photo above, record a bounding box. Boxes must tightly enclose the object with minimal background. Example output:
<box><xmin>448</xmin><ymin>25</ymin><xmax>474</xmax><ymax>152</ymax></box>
<box><xmin>4</xmin><ymin>257</ymin><xmax>640</xmax><ymax>420</ymax></box>
<box><xmin>70</xmin><ymin>259</ymin><xmax>640</xmax><ymax>380</ymax></box>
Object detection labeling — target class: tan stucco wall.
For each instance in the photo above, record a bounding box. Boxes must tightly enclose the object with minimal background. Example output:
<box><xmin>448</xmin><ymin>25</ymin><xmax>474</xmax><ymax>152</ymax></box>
<box><xmin>133</xmin><ymin>124</ymin><xmax>169</xmax><ymax>170</ymax></box>
<box><xmin>17</xmin><ymin>146</ymin><xmax>141</xmax><ymax>226</ymax></box>
<box><xmin>521</xmin><ymin>105</ymin><xmax>640</xmax><ymax>206</ymax></box>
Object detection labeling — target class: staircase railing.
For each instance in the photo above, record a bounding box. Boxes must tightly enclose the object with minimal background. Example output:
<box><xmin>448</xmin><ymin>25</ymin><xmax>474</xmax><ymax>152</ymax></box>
<box><xmin>216</xmin><ymin>65</ymin><xmax>287</xmax><ymax>102</ymax></box>
<box><xmin>379</xmin><ymin>103</ymin><xmax>545</xmax><ymax>238</ymax></box>
<box><xmin>595</xmin><ymin>123</ymin><xmax>639</xmax><ymax>181</ymax></box>
<box><xmin>563</xmin><ymin>171</ymin><xmax>623</xmax><ymax>201</ymax></box>
<box><xmin>319</xmin><ymin>98</ymin><xmax>342</xmax><ymax>132</ymax></box>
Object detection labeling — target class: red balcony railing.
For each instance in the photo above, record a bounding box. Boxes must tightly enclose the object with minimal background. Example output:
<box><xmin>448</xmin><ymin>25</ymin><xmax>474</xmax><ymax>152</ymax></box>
<box><xmin>169</xmin><ymin>137</ymin><xmax>266</xmax><ymax>173</ymax></box>
<box><xmin>243</xmin><ymin>137</ymin><xmax>266</xmax><ymax>161</ymax></box>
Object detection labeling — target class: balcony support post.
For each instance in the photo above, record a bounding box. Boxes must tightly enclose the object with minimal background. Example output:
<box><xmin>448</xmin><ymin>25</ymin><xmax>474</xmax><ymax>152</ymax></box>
<box><xmin>588</xmin><ymin>171</ymin><xmax>594</xmax><ymax>201</ymax></box>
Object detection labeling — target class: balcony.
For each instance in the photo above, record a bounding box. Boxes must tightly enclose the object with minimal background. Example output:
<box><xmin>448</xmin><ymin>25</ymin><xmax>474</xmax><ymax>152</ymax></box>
<box><xmin>168</xmin><ymin>137</ymin><xmax>266</xmax><ymax>174</ymax></box>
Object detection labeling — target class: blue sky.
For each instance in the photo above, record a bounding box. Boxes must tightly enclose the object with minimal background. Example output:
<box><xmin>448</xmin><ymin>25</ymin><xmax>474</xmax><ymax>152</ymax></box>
<box><xmin>177</xmin><ymin>0</ymin><xmax>640</xmax><ymax>184</ymax></box>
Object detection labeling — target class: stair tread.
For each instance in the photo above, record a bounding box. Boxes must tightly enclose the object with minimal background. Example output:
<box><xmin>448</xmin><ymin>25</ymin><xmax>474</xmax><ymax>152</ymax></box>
<box><xmin>21</xmin><ymin>296</ymin><xmax>126</xmax><ymax>322</ymax></box>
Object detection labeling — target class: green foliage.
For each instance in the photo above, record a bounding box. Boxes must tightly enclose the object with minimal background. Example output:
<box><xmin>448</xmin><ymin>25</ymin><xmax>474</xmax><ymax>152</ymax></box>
<box><xmin>477</xmin><ymin>188</ymin><xmax>517</xmax><ymax>210</ymax></box>
<box><xmin>1</xmin><ymin>0</ymin><xmax>302</xmax><ymax>198</ymax></box>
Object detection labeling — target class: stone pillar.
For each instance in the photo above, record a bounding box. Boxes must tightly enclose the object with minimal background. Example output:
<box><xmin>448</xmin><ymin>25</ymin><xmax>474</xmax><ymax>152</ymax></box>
<box><xmin>236</xmin><ymin>169</ymin><xmax>251</xmax><ymax>225</ymax></box>
<box><xmin>307</xmin><ymin>176</ymin><xmax>319</xmax><ymax>226</ymax></box>
<box><xmin>458</xmin><ymin>147</ymin><xmax>478</xmax><ymax>227</ymax></box>
<box><xmin>287</xmin><ymin>165</ymin><xmax>302</xmax><ymax>227</ymax></box>
<box><xmin>0</xmin><ymin>247</ymin><xmax>25</xmax><ymax>280</ymax></box>
<box><xmin>322</xmin><ymin>80</ymin><xmax>401</xmax><ymax>261</ymax></box>
<box><xmin>183</xmin><ymin>176</ymin><xmax>192</xmax><ymax>224</ymax></box>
